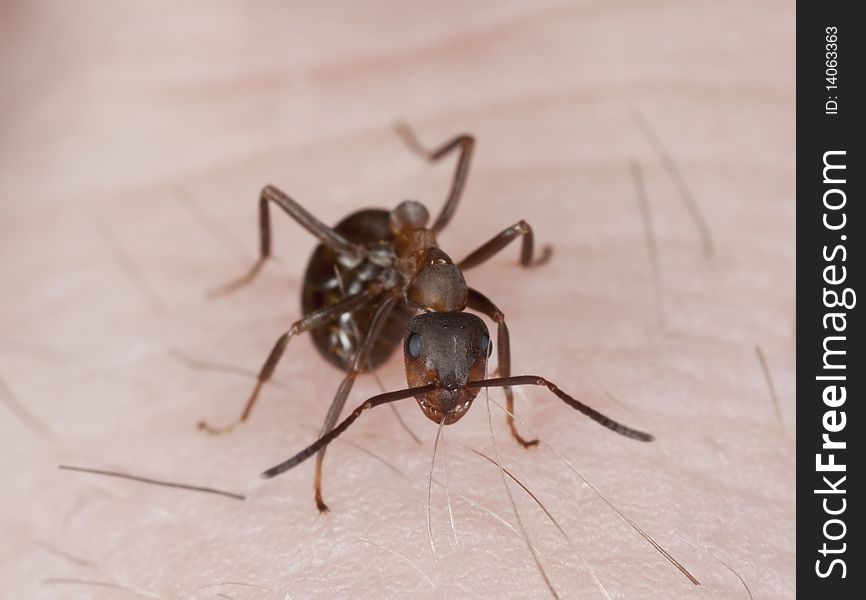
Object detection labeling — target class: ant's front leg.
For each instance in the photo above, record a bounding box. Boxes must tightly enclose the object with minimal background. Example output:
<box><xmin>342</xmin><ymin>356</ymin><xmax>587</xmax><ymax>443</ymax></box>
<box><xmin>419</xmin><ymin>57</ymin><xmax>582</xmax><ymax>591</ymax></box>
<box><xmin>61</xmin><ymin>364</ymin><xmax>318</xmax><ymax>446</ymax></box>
<box><xmin>467</xmin><ymin>288</ymin><xmax>538</xmax><ymax>448</ymax></box>
<box><xmin>458</xmin><ymin>220</ymin><xmax>552</xmax><ymax>272</ymax></box>
<box><xmin>311</xmin><ymin>295</ymin><xmax>398</xmax><ymax>513</ymax></box>
<box><xmin>210</xmin><ymin>185</ymin><xmax>367</xmax><ymax>297</ymax></box>
<box><xmin>198</xmin><ymin>289</ymin><xmax>380</xmax><ymax>434</ymax></box>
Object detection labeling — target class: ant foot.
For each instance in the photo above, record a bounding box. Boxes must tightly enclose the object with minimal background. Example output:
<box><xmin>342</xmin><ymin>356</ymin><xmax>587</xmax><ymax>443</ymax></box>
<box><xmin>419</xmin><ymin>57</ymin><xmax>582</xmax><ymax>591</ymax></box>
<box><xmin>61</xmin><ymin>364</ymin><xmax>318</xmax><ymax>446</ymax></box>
<box><xmin>530</xmin><ymin>245</ymin><xmax>553</xmax><ymax>268</ymax></box>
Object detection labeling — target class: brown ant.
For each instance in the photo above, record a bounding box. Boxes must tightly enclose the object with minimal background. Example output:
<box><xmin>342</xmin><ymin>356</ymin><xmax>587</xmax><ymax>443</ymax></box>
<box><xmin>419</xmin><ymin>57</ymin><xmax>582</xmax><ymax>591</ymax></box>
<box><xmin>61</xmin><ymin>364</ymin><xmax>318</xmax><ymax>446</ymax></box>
<box><xmin>200</xmin><ymin>124</ymin><xmax>653</xmax><ymax>512</ymax></box>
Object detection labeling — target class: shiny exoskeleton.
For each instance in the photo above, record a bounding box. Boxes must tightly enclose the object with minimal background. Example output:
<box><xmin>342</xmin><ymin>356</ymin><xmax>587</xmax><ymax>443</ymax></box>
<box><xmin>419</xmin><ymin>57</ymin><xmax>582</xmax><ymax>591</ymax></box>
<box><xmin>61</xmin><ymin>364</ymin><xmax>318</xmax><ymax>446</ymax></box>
<box><xmin>200</xmin><ymin>124</ymin><xmax>653</xmax><ymax>512</ymax></box>
<box><xmin>301</xmin><ymin>209</ymin><xmax>415</xmax><ymax>373</ymax></box>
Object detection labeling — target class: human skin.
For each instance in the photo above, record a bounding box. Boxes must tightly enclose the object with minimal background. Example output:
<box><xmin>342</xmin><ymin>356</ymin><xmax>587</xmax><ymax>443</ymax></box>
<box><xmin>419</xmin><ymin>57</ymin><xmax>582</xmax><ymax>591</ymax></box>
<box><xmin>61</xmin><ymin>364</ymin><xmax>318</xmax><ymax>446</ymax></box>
<box><xmin>1</xmin><ymin>1</ymin><xmax>794</xmax><ymax>599</ymax></box>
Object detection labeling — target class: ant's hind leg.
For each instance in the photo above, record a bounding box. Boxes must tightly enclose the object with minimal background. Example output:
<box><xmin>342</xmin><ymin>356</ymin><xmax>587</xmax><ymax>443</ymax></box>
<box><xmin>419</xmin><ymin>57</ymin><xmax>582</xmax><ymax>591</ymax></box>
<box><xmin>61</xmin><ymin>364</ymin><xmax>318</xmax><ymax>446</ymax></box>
<box><xmin>209</xmin><ymin>185</ymin><xmax>368</xmax><ymax>297</ymax></box>
<box><xmin>394</xmin><ymin>122</ymin><xmax>474</xmax><ymax>234</ymax></box>
<box><xmin>467</xmin><ymin>288</ymin><xmax>539</xmax><ymax>448</ymax></box>
<box><xmin>313</xmin><ymin>296</ymin><xmax>397</xmax><ymax>513</ymax></box>
<box><xmin>198</xmin><ymin>290</ymin><xmax>379</xmax><ymax>434</ymax></box>
<box><xmin>458</xmin><ymin>220</ymin><xmax>552</xmax><ymax>272</ymax></box>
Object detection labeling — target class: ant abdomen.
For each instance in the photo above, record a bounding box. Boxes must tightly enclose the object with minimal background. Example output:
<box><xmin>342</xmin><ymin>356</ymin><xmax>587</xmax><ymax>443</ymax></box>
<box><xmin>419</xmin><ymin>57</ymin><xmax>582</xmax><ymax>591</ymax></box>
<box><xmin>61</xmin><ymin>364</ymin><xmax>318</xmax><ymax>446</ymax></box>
<box><xmin>301</xmin><ymin>209</ymin><xmax>413</xmax><ymax>372</ymax></box>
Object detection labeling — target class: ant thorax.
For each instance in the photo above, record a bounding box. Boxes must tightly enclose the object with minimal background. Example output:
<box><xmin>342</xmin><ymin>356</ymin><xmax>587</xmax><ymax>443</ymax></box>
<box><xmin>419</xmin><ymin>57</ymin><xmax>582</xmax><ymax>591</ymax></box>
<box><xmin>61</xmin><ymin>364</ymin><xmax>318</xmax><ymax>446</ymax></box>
<box><xmin>404</xmin><ymin>247</ymin><xmax>468</xmax><ymax>313</ymax></box>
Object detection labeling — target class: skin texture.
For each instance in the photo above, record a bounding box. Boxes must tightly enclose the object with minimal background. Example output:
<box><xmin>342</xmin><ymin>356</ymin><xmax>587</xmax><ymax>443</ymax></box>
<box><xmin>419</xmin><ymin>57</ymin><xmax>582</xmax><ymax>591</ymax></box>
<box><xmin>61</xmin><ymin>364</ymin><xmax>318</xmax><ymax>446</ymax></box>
<box><xmin>0</xmin><ymin>1</ymin><xmax>794</xmax><ymax>599</ymax></box>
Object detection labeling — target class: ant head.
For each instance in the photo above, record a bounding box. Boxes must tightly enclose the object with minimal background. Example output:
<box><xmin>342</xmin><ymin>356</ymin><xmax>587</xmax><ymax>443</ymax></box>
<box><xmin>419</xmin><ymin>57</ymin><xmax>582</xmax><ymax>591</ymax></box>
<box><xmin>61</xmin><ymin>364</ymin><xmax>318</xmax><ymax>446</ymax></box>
<box><xmin>403</xmin><ymin>311</ymin><xmax>492</xmax><ymax>424</ymax></box>
<box><xmin>389</xmin><ymin>200</ymin><xmax>429</xmax><ymax>234</ymax></box>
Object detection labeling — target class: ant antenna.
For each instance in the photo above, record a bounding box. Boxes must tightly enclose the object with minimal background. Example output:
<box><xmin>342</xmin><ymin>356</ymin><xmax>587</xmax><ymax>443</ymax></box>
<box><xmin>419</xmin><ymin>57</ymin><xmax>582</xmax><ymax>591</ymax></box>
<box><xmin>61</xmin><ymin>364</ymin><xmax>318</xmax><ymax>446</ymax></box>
<box><xmin>260</xmin><ymin>384</ymin><xmax>435</xmax><ymax>478</ymax></box>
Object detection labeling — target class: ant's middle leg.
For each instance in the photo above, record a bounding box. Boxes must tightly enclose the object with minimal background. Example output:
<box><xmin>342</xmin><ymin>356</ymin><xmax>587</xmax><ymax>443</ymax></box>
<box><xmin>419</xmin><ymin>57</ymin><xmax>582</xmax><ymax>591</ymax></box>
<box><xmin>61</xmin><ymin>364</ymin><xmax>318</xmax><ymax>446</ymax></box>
<box><xmin>198</xmin><ymin>289</ymin><xmax>380</xmax><ymax>434</ymax></box>
<box><xmin>394</xmin><ymin>123</ymin><xmax>474</xmax><ymax>234</ymax></box>
<box><xmin>458</xmin><ymin>220</ymin><xmax>552</xmax><ymax>272</ymax></box>
<box><xmin>210</xmin><ymin>185</ymin><xmax>368</xmax><ymax>297</ymax></box>
<box><xmin>313</xmin><ymin>295</ymin><xmax>398</xmax><ymax>513</ymax></box>
<box><xmin>467</xmin><ymin>288</ymin><xmax>538</xmax><ymax>448</ymax></box>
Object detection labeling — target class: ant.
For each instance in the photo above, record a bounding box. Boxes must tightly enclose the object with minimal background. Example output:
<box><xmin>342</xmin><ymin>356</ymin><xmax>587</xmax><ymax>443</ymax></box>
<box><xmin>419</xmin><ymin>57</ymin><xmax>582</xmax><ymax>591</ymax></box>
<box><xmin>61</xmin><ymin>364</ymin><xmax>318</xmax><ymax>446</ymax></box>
<box><xmin>200</xmin><ymin>123</ymin><xmax>653</xmax><ymax>512</ymax></box>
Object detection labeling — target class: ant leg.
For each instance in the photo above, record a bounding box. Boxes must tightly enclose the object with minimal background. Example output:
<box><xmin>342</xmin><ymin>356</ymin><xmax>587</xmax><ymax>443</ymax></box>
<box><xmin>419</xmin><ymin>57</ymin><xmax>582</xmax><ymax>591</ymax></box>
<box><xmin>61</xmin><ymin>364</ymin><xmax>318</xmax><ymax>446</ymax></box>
<box><xmin>458</xmin><ymin>220</ymin><xmax>552</xmax><ymax>272</ymax></box>
<box><xmin>198</xmin><ymin>289</ymin><xmax>379</xmax><ymax>434</ymax></box>
<box><xmin>313</xmin><ymin>295</ymin><xmax>398</xmax><ymax>513</ymax></box>
<box><xmin>333</xmin><ymin>265</ymin><xmax>421</xmax><ymax>444</ymax></box>
<box><xmin>467</xmin><ymin>288</ymin><xmax>538</xmax><ymax>448</ymax></box>
<box><xmin>210</xmin><ymin>185</ymin><xmax>368</xmax><ymax>297</ymax></box>
<box><xmin>394</xmin><ymin>123</ymin><xmax>474</xmax><ymax>234</ymax></box>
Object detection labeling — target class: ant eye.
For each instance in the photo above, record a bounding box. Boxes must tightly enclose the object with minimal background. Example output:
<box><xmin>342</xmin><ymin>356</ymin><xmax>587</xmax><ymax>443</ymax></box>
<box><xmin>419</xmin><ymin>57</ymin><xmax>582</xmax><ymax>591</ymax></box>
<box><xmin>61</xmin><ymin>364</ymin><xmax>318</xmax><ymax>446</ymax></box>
<box><xmin>408</xmin><ymin>333</ymin><xmax>423</xmax><ymax>358</ymax></box>
<box><xmin>481</xmin><ymin>333</ymin><xmax>492</xmax><ymax>357</ymax></box>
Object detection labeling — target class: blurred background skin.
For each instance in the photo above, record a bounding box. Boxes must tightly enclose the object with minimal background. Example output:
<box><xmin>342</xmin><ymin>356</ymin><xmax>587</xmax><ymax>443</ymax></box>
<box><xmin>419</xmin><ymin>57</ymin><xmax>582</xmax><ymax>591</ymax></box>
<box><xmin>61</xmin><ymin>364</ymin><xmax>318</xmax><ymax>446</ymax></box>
<box><xmin>1</xmin><ymin>1</ymin><xmax>794</xmax><ymax>599</ymax></box>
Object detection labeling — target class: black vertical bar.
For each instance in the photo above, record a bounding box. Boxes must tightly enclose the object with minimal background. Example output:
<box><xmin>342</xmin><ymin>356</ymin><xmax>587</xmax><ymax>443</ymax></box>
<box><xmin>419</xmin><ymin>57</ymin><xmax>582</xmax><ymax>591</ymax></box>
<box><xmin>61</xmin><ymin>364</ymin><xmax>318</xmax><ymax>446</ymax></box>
<box><xmin>797</xmin><ymin>2</ymin><xmax>863</xmax><ymax>596</ymax></box>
